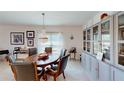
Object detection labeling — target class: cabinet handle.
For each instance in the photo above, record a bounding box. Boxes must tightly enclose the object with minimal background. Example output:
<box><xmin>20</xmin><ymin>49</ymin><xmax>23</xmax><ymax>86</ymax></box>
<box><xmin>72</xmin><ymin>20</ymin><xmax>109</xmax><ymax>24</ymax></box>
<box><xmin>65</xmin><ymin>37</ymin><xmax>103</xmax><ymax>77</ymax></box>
<box><xmin>98</xmin><ymin>63</ymin><xmax>99</xmax><ymax>79</ymax></box>
<box><xmin>113</xmin><ymin>70</ymin><xmax>115</xmax><ymax>81</ymax></box>
<box><xmin>90</xmin><ymin>62</ymin><xmax>91</xmax><ymax>71</ymax></box>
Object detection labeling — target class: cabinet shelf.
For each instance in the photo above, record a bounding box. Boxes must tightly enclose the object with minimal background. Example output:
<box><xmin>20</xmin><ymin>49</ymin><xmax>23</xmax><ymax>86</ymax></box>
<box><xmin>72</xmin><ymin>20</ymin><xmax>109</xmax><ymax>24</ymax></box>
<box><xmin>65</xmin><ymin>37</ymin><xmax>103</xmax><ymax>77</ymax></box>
<box><xmin>101</xmin><ymin>30</ymin><xmax>109</xmax><ymax>34</ymax></box>
<box><xmin>119</xmin><ymin>54</ymin><xmax>124</xmax><ymax>57</ymax></box>
<box><xmin>119</xmin><ymin>25</ymin><xmax>124</xmax><ymax>29</ymax></box>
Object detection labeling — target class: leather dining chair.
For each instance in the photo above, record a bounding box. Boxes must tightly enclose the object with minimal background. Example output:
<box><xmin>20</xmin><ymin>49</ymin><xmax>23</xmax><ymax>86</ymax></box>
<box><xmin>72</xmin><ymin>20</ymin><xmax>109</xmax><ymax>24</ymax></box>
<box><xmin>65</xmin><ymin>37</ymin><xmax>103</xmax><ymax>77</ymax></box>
<box><xmin>46</xmin><ymin>54</ymin><xmax>70</xmax><ymax>81</ymax></box>
<box><xmin>51</xmin><ymin>48</ymin><xmax>67</xmax><ymax>68</ymax></box>
<box><xmin>10</xmin><ymin>62</ymin><xmax>43</xmax><ymax>81</ymax></box>
<box><xmin>60</xmin><ymin>48</ymin><xmax>67</xmax><ymax>58</ymax></box>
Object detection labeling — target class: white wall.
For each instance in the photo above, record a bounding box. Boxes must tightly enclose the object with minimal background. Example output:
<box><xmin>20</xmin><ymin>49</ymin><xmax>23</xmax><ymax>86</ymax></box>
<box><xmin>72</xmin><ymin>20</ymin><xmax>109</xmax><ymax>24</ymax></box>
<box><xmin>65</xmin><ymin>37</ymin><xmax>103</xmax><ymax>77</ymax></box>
<box><xmin>0</xmin><ymin>25</ymin><xmax>82</xmax><ymax>60</ymax></box>
<box><xmin>44</xmin><ymin>26</ymin><xmax>83</xmax><ymax>59</ymax></box>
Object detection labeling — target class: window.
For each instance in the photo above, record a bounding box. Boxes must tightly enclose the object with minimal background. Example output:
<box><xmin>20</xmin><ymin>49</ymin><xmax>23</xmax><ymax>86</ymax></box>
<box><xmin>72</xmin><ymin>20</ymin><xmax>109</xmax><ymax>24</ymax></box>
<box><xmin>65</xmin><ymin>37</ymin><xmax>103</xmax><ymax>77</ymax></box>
<box><xmin>38</xmin><ymin>32</ymin><xmax>63</xmax><ymax>53</ymax></box>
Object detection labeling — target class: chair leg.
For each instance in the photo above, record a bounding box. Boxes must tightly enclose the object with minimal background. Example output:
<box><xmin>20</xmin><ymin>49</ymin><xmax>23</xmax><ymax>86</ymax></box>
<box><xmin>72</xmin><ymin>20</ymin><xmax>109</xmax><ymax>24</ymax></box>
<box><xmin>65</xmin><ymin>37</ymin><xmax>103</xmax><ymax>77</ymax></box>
<box><xmin>54</xmin><ymin>76</ymin><xmax>56</xmax><ymax>81</ymax></box>
<box><xmin>63</xmin><ymin>72</ymin><xmax>66</xmax><ymax>79</ymax></box>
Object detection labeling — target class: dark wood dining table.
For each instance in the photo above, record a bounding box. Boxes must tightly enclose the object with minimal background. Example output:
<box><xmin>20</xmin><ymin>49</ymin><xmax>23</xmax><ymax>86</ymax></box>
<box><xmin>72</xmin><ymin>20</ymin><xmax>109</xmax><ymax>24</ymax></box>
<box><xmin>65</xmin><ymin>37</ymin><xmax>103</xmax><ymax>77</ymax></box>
<box><xmin>24</xmin><ymin>52</ymin><xmax>60</xmax><ymax>80</ymax></box>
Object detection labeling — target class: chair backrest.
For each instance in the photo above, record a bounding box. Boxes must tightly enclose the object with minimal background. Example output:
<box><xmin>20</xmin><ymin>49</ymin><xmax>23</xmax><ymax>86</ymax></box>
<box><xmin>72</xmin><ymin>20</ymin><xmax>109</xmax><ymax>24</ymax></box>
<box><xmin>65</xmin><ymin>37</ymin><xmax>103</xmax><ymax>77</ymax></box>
<box><xmin>6</xmin><ymin>55</ymin><xmax>15</xmax><ymax>64</ymax></box>
<box><xmin>28</xmin><ymin>48</ymin><xmax>37</xmax><ymax>56</ymax></box>
<box><xmin>57</xmin><ymin>54</ymin><xmax>70</xmax><ymax>75</ymax></box>
<box><xmin>45</xmin><ymin>47</ymin><xmax>52</xmax><ymax>53</ymax></box>
<box><xmin>6</xmin><ymin>55</ymin><xmax>17</xmax><ymax>78</ymax></box>
<box><xmin>10</xmin><ymin>62</ymin><xmax>38</xmax><ymax>81</ymax></box>
<box><xmin>60</xmin><ymin>48</ymin><xmax>67</xmax><ymax>58</ymax></box>
<box><xmin>14</xmin><ymin>47</ymin><xmax>21</xmax><ymax>51</ymax></box>
<box><xmin>69</xmin><ymin>47</ymin><xmax>76</xmax><ymax>53</ymax></box>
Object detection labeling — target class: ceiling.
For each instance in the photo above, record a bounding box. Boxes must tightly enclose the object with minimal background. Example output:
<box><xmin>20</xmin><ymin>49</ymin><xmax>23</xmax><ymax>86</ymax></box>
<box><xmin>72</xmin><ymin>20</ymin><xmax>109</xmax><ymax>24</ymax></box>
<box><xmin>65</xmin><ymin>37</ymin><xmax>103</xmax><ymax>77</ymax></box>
<box><xmin>0</xmin><ymin>11</ymin><xmax>98</xmax><ymax>26</ymax></box>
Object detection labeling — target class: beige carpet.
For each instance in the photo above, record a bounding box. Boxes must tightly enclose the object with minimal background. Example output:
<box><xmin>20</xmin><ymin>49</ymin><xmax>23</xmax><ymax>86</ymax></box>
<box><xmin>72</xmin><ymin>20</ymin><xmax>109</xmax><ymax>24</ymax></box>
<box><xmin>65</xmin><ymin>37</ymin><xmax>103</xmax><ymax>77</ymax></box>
<box><xmin>0</xmin><ymin>59</ymin><xmax>91</xmax><ymax>81</ymax></box>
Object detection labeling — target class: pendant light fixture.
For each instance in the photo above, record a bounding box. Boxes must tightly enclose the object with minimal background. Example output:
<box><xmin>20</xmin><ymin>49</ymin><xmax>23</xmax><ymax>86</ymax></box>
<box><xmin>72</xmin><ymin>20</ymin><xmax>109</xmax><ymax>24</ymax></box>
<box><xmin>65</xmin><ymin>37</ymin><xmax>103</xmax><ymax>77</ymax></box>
<box><xmin>39</xmin><ymin>13</ymin><xmax>48</xmax><ymax>43</ymax></box>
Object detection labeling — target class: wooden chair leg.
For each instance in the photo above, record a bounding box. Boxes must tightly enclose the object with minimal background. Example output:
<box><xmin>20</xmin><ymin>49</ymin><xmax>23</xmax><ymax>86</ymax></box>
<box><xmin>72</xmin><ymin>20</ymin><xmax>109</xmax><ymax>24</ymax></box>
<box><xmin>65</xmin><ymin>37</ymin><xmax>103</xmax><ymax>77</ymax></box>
<box><xmin>42</xmin><ymin>74</ymin><xmax>47</xmax><ymax>81</ymax></box>
<box><xmin>63</xmin><ymin>72</ymin><xmax>65</xmax><ymax>79</ymax></box>
<box><xmin>54</xmin><ymin>76</ymin><xmax>56</xmax><ymax>81</ymax></box>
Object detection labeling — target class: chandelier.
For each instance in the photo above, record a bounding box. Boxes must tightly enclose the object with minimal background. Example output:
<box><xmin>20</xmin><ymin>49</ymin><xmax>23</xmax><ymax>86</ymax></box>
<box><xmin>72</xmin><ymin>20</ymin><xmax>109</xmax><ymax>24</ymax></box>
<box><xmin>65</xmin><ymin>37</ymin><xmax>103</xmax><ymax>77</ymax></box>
<box><xmin>39</xmin><ymin>13</ymin><xmax>48</xmax><ymax>42</ymax></box>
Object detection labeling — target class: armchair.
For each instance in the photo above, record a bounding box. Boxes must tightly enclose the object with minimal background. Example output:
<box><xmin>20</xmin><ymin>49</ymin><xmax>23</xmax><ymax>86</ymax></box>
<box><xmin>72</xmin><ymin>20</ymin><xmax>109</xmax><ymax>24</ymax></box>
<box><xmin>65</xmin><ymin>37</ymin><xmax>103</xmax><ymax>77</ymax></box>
<box><xmin>46</xmin><ymin>54</ymin><xmax>70</xmax><ymax>81</ymax></box>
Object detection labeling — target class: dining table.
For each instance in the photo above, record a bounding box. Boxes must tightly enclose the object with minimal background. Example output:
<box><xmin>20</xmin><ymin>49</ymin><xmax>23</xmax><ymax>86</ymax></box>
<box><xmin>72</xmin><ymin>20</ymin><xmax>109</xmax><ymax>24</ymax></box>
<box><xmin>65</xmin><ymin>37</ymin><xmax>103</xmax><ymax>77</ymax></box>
<box><xmin>24</xmin><ymin>52</ymin><xmax>60</xmax><ymax>80</ymax></box>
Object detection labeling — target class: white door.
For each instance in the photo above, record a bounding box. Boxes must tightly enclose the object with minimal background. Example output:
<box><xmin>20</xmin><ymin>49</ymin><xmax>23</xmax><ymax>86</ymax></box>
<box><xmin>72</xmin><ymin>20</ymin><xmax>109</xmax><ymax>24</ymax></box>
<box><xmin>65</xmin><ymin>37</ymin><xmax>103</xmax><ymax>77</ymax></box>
<box><xmin>91</xmin><ymin>57</ymin><xmax>99</xmax><ymax>80</ymax></box>
<box><xmin>86</xmin><ymin>54</ymin><xmax>90</xmax><ymax>72</ymax></box>
<box><xmin>81</xmin><ymin>53</ymin><xmax>85</xmax><ymax>68</ymax></box>
<box><xmin>99</xmin><ymin>61</ymin><xmax>111</xmax><ymax>80</ymax></box>
<box><xmin>111</xmin><ymin>66</ymin><xmax>124</xmax><ymax>81</ymax></box>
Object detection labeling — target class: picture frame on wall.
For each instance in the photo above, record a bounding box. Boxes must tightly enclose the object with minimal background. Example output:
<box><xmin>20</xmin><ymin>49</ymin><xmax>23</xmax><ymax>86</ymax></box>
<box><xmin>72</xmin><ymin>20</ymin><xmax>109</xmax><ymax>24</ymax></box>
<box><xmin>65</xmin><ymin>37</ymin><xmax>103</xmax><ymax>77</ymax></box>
<box><xmin>10</xmin><ymin>32</ymin><xmax>24</xmax><ymax>45</ymax></box>
<box><xmin>26</xmin><ymin>31</ymin><xmax>35</xmax><ymax>38</ymax></box>
<box><xmin>27</xmin><ymin>38</ymin><xmax>34</xmax><ymax>47</ymax></box>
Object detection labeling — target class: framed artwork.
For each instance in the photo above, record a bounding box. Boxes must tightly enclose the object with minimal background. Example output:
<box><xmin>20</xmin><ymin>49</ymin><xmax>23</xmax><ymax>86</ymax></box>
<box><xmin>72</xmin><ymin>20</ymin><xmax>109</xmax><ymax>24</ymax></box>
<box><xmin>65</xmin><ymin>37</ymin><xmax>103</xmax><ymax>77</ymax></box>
<box><xmin>10</xmin><ymin>32</ymin><xmax>24</xmax><ymax>45</ymax></box>
<box><xmin>26</xmin><ymin>31</ymin><xmax>35</xmax><ymax>38</ymax></box>
<box><xmin>27</xmin><ymin>38</ymin><xmax>34</xmax><ymax>47</ymax></box>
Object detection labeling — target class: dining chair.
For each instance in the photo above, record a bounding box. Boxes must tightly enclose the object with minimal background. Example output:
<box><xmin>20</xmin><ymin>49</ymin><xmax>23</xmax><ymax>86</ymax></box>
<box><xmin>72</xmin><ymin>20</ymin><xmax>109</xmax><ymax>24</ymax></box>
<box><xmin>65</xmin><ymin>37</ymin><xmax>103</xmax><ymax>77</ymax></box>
<box><xmin>7</xmin><ymin>55</ymin><xmax>43</xmax><ymax>81</ymax></box>
<box><xmin>46</xmin><ymin>54</ymin><xmax>70</xmax><ymax>81</ymax></box>
<box><xmin>28</xmin><ymin>47</ymin><xmax>43</xmax><ymax>73</ymax></box>
<box><xmin>45</xmin><ymin>47</ymin><xmax>52</xmax><ymax>54</ymax></box>
<box><xmin>10</xmin><ymin>62</ymin><xmax>43</xmax><ymax>81</ymax></box>
<box><xmin>60</xmin><ymin>48</ymin><xmax>67</xmax><ymax>58</ymax></box>
<box><xmin>51</xmin><ymin>48</ymin><xmax>67</xmax><ymax>69</ymax></box>
<box><xmin>6</xmin><ymin>54</ymin><xmax>18</xmax><ymax>79</ymax></box>
<box><xmin>28</xmin><ymin>47</ymin><xmax>37</xmax><ymax>56</ymax></box>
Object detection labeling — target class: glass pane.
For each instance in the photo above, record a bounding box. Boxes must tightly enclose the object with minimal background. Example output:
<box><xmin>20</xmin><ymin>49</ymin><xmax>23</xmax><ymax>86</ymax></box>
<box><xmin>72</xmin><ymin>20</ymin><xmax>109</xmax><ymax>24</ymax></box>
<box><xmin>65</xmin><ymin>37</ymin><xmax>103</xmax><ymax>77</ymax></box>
<box><xmin>101</xmin><ymin>21</ymin><xmax>110</xmax><ymax>41</ymax></box>
<box><xmin>93</xmin><ymin>42</ymin><xmax>99</xmax><ymax>55</ymax></box>
<box><xmin>87</xmin><ymin>29</ymin><xmax>91</xmax><ymax>40</ymax></box>
<box><xmin>93</xmin><ymin>26</ymin><xmax>99</xmax><ymax>41</ymax></box>
<box><xmin>87</xmin><ymin>42</ymin><xmax>90</xmax><ymax>52</ymax></box>
<box><xmin>118</xmin><ymin>14</ymin><xmax>124</xmax><ymax>26</ymax></box>
<box><xmin>118</xmin><ymin>43</ymin><xmax>124</xmax><ymax>66</ymax></box>
<box><xmin>83</xmin><ymin>31</ymin><xmax>86</xmax><ymax>40</ymax></box>
<box><xmin>101</xmin><ymin>42</ymin><xmax>110</xmax><ymax>60</ymax></box>
<box><xmin>83</xmin><ymin>42</ymin><xmax>86</xmax><ymax>51</ymax></box>
<box><xmin>118</xmin><ymin>14</ymin><xmax>124</xmax><ymax>40</ymax></box>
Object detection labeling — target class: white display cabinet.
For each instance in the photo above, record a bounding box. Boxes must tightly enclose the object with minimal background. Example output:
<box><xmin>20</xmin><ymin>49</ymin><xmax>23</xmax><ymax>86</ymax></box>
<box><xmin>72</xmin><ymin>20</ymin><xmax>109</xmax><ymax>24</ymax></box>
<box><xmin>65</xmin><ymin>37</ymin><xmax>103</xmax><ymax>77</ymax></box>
<box><xmin>82</xmin><ymin>16</ymin><xmax>113</xmax><ymax>63</ymax></box>
<box><xmin>81</xmin><ymin>12</ymin><xmax>124</xmax><ymax>81</ymax></box>
<box><xmin>82</xmin><ymin>16</ymin><xmax>114</xmax><ymax>80</ymax></box>
<box><xmin>115</xmin><ymin>12</ymin><xmax>124</xmax><ymax>67</ymax></box>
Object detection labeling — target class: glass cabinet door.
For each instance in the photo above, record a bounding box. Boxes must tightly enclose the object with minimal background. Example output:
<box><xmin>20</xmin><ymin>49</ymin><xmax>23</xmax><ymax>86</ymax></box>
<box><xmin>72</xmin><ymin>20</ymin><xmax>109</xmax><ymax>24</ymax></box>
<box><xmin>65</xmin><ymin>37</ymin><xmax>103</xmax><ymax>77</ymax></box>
<box><xmin>83</xmin><ymin>41</ymin><xmax>86</xmax><ymax>51</ymax></box>
<box><xmin>118</xmin><ymin>43</ymin><xmax>124</xmax><ymax>65</ymax></box>
<box><xmin>101</xmin><ymin>42</ymin><xmax>110</xmax><ymax>60</ymax></box>
<box><xmin>117</xmin><ymin>13</ymin><xmax>124</xmax><ymax>66</ymax></box>
<box><xmin>118</xmin><ymin>14</ymin><xmax>124</xmax><ymax>40</ymax></box>
<box><xmin>83</xmin><ymin>31</ymin><xmax>86</xmax><ymax>40</ymax></box>
<box><xmin>87</xmin><ymin>42</ymin><xmax>90</xmax><ymax>52</ymax></box>
<box><xmin>93</xmin><ymin>42</ymin><xmax>99</xmax><ymax>55</ymax></box>
<box><xmin>93</xmin><ymin>26</ymin><xmax>99</xmax><ymax>41</ymax></box>
<box><xmin>87</xmin><ymin>29</ymin><xmax>91</xmax><ymax>40</ymax></box>
<box><xmin>101</xmin><ymin>21</ymin><xmax>110</xmax><ymax>41</ymax></box>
